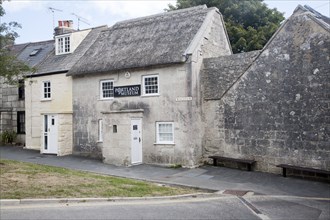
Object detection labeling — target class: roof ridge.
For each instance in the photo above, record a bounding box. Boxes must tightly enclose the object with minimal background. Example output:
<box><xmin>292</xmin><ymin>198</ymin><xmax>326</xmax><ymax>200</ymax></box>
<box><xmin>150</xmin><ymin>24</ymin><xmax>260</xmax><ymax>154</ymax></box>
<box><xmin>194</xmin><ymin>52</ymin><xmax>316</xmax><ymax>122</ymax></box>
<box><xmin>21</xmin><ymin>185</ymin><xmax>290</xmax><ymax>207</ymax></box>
<box><xmin>113</xmin><ymin>5</ymin><xmax>207</xmax><ymax>28</ymax></box>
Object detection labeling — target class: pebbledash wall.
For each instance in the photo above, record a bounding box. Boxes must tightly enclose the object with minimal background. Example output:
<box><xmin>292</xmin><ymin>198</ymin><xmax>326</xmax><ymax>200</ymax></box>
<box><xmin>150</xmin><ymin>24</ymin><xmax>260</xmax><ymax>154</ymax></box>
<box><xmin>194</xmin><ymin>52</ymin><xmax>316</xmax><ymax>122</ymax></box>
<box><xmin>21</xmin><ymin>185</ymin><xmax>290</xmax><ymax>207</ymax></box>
<box><xmin>69</xmin><ymin>6</ymin><xmax>232</xmax><ymax>167</ymax></box>
<box><xmin>202</xmin><ymin>7</ymin><xmax>330</xmax><ymax>172</ymax></box>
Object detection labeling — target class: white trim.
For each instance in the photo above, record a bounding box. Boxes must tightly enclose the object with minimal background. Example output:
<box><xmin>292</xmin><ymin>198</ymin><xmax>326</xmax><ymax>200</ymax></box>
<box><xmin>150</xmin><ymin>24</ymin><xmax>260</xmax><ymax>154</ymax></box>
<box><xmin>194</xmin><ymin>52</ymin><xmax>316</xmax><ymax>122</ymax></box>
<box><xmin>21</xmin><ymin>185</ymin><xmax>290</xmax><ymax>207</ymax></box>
<box><xmin>98</xmin><ymin>119</ymin><xmax>103</xmax><ymax>142</ymax></box>
<box><xmin>100</xmin><ymin>79</ymin><xmax>114</xmax><ymax>100</ymax></box>
<box><xmin>142</xmin><ymin>74</ymin><xmax>159</xmax><ymax>96</ymax></box>
<box><xmin>55</xmin><ymin>34</ymin><xmax>71</xmax><ymax>55</ymax></box>
<box><xmin>41</xmin><ymin>80</ymin><xmax>52</xmax><ymax>100</ymax></box>
<box><xmin>156</xmin><ymin>122</ymin><xmax>174</xmax><ymax>145</ymax></box>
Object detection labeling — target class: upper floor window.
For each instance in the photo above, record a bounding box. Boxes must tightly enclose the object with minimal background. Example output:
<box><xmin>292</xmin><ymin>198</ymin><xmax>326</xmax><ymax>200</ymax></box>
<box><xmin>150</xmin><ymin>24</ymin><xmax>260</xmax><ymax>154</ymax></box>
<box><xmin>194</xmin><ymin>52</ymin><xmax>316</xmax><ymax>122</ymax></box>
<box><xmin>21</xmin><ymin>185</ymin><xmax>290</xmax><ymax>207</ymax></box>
<box><xmin>43</xmin><ymin>81</ymin><xmax>51</xmax><ymax>100</ymax></box>
<box><xmin>100</xmin><ymin>80</ymin><xmax>114</xmax><ymax>99</ymax></box>
<box><xmin>18</xmin><ymin>79</ymin><xmax>25</xmax><ymax>100</ymax></box>
<box><xmin>143</xmin><ymin>75</ymin><xmax>159</xmax><ymax>96</ymax></box>
<box><xmin>56</xmin><ymin>35</ymin><xmax>71</xmax><ymax>55</ymax></box>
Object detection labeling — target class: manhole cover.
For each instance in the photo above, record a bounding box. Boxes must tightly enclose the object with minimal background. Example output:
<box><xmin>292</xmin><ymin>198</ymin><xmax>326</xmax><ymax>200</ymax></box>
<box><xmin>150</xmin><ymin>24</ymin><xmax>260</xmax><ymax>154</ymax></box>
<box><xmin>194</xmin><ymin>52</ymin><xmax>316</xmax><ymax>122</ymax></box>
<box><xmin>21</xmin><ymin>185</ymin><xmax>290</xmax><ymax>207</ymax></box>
<box><xmin>223</xmin><ymin>190</ymin><xmax>250</xmax><ymax>196</ymax></box>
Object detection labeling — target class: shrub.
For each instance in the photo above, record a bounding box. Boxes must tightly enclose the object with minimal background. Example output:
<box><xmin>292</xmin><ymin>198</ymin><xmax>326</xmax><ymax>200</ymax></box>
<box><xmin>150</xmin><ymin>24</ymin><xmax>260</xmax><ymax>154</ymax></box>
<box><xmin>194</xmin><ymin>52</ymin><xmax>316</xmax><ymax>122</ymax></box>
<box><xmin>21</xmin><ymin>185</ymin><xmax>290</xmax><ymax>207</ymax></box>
<box><xmin>1</xmin><ymin>130</ymin><xmax>17</xmax><ymax>144</ymax></box>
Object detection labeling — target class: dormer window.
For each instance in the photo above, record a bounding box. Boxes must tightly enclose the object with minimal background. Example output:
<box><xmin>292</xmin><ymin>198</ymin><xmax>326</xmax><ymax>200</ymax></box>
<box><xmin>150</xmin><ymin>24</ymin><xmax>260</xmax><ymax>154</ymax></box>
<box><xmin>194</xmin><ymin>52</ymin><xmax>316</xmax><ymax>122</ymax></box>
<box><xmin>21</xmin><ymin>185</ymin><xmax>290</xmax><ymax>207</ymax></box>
<box><xmin>56</xmin><ymin>35</ymin><xmax>71</xmax><ymax>55</ymax></box>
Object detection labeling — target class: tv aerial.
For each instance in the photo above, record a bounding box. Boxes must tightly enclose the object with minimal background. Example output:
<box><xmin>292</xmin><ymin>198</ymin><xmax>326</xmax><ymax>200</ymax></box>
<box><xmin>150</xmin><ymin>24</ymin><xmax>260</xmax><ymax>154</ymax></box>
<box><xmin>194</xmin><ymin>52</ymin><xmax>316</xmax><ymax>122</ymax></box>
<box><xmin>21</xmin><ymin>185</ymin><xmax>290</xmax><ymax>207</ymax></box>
<box><xmin>48</xmin><ymin>7</ymin><xmax>63</xmax><ymax>29</ymax></box>
<box><xmin>71</xmin><ymin>13</ymin><xmax>90</xmax><ymax>30</ymax></box>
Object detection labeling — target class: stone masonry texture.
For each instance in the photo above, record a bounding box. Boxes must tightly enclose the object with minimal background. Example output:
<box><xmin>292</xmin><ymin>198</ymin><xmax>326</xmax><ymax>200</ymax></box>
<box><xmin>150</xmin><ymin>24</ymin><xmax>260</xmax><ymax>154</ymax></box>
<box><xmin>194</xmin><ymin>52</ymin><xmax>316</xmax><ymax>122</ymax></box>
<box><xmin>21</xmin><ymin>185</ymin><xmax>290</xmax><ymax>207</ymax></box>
<box><xmin>202</xmin><ymin>12</ymin><xmax>330</xmax><ymax>173</ymax></box>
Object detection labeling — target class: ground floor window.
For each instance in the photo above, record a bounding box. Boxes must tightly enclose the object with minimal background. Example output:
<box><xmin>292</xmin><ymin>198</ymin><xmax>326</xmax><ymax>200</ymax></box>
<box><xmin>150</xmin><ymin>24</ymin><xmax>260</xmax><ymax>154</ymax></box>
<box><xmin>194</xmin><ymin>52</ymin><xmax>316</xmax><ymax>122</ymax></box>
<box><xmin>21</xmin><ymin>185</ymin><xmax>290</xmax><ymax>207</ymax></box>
<box><xmin>98</xmin><ymin>119</ymin><xmax>103</xmax><ymax>142</ymax></box>
<box><xmin>156</xmin><ymin>122</ymin><xmax>174</xmax><ymax>144</ymax></box>
<box><xmin>17</xmin><ymin>111</ymin><xmax>25</xmax><ymax>134</ymax></box>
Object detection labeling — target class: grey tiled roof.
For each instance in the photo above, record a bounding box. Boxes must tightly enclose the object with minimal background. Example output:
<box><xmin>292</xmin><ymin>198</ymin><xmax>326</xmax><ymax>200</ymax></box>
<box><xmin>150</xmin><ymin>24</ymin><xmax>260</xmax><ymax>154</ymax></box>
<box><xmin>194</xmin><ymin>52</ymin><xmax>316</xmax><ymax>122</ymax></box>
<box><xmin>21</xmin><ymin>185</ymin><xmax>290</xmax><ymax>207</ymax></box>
<box><xmin>16</xmin><ymin>40</ymin><xmax>54</xmax><ymax>68</ymax></box>
<box><xmin>68</xmin><ymin>5</ymin><xmax>214</xmax><ymax>76</ymax></box>
<box><xmin>36</xmin><ymin>26</ymin><xmax>107</xmax><ymax>75</ymax></box>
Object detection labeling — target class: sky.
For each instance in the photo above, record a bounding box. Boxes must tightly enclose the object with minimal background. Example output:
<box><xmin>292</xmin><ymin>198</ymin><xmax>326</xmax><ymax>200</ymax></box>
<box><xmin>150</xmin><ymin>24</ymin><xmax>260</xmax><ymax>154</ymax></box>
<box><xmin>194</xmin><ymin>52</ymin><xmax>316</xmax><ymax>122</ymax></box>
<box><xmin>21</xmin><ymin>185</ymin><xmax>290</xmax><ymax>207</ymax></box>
<box><xmin>2</xmin><ymin>0</ymin><xmax>330</xmax><ymax>44</ymax></box>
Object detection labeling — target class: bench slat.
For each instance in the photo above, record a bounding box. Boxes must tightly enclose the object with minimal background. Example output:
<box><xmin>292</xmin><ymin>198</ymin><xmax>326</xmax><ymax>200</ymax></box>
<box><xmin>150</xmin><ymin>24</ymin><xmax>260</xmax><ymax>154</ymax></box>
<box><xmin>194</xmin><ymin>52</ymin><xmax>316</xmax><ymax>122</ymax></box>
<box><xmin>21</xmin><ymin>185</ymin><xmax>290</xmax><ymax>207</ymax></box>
<box><xmin>276</xmin><ymin>164</ymin><xmax>330</xmax><ymax>175</ymax></box>
<box><xmin>209</xmin><ymin>156</ymin><xmax>255</xmax><ymax>164</ymax></box>
<box><xmin>209</xmin><ymin>156</ymin><xmax>256</xmax><ymax>171</ymax></box>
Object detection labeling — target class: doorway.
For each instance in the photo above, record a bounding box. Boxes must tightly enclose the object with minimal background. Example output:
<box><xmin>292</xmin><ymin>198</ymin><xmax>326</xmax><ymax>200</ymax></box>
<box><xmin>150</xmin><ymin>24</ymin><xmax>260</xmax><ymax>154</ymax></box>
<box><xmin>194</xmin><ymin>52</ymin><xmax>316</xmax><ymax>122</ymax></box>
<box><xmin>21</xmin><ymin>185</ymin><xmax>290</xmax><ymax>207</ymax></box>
<box><xmin>43</xmin><ymin>114</ymin><xmax>58</xmax><ymax>154</ymax></box>
<box><xmin>131</xmin><ymin>118</ymin><xmax>142</xmax><ymax>164</ymax></box>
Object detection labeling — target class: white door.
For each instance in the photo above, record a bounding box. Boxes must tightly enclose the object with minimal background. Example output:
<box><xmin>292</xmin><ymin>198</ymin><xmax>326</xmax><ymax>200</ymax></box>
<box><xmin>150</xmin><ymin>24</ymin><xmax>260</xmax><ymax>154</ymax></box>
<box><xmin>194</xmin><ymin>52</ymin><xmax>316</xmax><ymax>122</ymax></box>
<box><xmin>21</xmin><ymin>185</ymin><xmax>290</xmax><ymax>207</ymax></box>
<box><xmin>43</xmin><ymin>114</ymin><xmax>58</xmax><ymax>154</ymax></box>
<box><xmin>131</xmin><ymin>118</ymin><xmax>142</xmax><ymax>164</ymax></box>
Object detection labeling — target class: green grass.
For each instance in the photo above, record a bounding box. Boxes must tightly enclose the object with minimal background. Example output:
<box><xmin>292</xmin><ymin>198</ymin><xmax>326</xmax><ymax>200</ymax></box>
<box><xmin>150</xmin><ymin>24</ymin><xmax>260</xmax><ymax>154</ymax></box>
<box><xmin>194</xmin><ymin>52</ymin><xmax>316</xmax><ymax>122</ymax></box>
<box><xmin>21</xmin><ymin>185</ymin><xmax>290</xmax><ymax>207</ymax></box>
<box><xmin>0</xmin><ymin>159</ymin><xmax>200</xmax><ymax>199</ymax></box>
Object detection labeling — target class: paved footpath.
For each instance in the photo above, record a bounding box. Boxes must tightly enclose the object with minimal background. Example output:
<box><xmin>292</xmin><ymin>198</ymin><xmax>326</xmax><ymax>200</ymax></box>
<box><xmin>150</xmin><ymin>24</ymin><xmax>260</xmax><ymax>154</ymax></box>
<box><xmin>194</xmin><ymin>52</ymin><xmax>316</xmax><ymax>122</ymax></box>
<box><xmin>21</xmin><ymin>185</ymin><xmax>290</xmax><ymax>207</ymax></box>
<box><xmin>1</xmin><ymin>146</ymin><xmax>330</xmax><ymax>220</ymax></box>
<box><xmin>1</xmin><ymin>146</ymin><xmax>329</xmax><ymax>198</ymax></box>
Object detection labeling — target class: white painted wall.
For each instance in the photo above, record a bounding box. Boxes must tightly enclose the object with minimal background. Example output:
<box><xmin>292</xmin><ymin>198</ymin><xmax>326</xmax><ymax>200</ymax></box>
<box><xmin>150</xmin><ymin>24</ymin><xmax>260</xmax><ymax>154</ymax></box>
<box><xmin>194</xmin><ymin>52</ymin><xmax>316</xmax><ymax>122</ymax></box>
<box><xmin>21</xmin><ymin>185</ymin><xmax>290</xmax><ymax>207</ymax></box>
<box><xmin>25</xmin><ymin>73</ymin><xmax>72</xmax><ymax>155</ymax></box>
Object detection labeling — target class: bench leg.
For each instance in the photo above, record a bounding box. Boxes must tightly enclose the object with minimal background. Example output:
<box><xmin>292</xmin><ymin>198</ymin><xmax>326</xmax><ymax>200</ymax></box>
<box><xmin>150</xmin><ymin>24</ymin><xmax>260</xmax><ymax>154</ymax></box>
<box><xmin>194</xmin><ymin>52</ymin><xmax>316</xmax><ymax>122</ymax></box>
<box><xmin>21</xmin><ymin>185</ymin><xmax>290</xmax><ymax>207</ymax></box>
<box><xmin>282</xmin><ymin>168</ymin><xmax>287</xmax><ymax>177</ymax></box>
<box><xmin>213</xmin><ymin>159</ymin><xmax>217</xmax><ymax>166</ymax></box>
<box><xmin>247</xmin><ymin>164</ymin><xmax>252</xmax><ymax>171</ymax></box>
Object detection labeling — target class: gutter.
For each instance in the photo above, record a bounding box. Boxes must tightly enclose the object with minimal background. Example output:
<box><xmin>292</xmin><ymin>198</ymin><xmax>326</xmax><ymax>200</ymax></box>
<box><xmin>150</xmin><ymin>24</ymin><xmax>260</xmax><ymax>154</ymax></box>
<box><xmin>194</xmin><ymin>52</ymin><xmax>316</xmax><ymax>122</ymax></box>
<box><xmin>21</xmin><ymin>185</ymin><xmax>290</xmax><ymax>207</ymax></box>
<box><xmin>26</xmin><ymin>70</ymin><xmax>68</xmax><ymax>78</ymax></box>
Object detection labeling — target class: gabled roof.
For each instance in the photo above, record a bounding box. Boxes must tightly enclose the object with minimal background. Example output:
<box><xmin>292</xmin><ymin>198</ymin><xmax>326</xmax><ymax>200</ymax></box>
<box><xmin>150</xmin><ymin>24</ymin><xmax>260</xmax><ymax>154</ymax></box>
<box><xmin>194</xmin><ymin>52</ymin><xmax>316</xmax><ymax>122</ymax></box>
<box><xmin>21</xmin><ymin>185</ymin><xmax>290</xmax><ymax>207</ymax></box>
<box><xmin>292</xmin><ymin>5</ymin><xmax>330</xmax><ymax>30</ymax></box>
<box><xmin>16</xmin><ymin>40</ymin><xmax>54</xmax><ymax>68</ymax></box>
<box><xmin>202</xmin><ymin>51</ymin><xmax>260</xmax><ymax>100</ymax></box>
<box><xmin>203</xmin><ymin>4</ymin><xmax>329</xmax><ymax>101</ymax></box>
<box><xmin>35</xmin><ymin>25</ymin><xmax>107</xmax><ymax>75</ymax></box>
<box><xmin>68</xmin><ymin>5</ymin><xmax>218</xmax><ymax>76</ymax></box>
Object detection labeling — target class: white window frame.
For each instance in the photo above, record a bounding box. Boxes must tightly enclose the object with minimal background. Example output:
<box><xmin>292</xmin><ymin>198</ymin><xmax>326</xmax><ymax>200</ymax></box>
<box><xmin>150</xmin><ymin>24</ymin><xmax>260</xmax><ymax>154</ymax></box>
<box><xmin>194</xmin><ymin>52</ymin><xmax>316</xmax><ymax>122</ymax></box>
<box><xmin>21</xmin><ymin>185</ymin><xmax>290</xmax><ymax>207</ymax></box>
<box><xmin>98</xmin><ymin>119</ymin><xmax>103</xmax><ymax>142</ymax></box>
<box><xmin>142</xmin><ymin>75</ymin><xmax>159</xmax><ymax>96</ymax></box>
<box><xmin>100</xmin><ymin>80</ymin><xmax>114</xmax><ymax>100</ymax></box>
<box><xmin>55</xmin><ymin>34</ymin><xmax>71</xmax><ymax>55</ymax></box>
<box><xmin>156</xmin><ymin>122</ymin><xmax>174</xmax><ymax>145</ymax></box>
<box><xmin>42</xmin><ymin>81</ymin><xmax>51</xmax><ymax>100</ymax></box>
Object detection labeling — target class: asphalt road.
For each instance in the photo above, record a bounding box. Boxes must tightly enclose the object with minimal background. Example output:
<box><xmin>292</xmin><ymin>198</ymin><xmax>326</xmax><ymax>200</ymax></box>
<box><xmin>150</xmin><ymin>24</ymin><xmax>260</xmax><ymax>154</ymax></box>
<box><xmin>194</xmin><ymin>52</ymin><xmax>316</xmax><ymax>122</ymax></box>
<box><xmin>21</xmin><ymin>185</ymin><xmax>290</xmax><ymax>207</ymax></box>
<box><xmin>2</xmin><ymin>195</ymin><xmax>329</xmax><ymax>220</ymax></box>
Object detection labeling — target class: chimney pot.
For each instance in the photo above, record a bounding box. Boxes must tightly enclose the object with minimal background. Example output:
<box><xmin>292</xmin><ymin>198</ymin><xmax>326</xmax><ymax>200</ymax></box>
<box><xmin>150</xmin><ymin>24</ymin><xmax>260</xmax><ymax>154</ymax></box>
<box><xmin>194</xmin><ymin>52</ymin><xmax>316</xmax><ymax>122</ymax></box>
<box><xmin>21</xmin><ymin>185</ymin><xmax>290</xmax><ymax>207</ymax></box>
<box><xmin>54</xmin><ymin>20</ymin><xmax>75</xmax><ymax>36</ymax></box>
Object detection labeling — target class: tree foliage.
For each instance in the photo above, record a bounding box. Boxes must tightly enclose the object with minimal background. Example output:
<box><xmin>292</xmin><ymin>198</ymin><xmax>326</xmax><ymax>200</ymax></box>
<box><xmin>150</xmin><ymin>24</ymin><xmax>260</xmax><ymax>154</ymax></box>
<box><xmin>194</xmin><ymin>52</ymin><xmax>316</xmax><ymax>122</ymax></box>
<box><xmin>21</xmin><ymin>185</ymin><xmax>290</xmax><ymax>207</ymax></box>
<box><xmin>167</xmin><ymin>0</ymin><xmax>285</xmax><ymax>53</ymax></box>
<box><xmin>0</xmin><ymin>2</ymin><xmax>34</xmax><ymax>85</ymax></box>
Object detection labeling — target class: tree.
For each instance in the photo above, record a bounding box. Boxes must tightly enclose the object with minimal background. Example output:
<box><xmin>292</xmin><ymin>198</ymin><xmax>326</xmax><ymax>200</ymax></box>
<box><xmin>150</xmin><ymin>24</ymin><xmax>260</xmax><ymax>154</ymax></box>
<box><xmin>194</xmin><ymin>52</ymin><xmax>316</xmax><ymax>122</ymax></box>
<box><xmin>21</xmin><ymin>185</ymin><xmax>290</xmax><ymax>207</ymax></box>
<box><xmin>0</xmin><ymin>2</ymin><xmax>34</xmax><ymax>85</ymax></box>
<box><xmin>167</xmin><ymin>0</ymin><xmax>284</xmax><ymax>53</ymax></box>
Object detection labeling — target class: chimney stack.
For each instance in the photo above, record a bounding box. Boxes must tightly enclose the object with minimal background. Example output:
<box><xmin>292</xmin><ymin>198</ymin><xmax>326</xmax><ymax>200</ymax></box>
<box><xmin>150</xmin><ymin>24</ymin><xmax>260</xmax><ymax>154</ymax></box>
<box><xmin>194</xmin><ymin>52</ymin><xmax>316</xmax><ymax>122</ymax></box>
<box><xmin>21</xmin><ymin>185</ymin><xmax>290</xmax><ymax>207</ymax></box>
<box><xmin>54</xmin><ymin>20</ymin><xmax>75</xmax><ymax>36</ymax></box>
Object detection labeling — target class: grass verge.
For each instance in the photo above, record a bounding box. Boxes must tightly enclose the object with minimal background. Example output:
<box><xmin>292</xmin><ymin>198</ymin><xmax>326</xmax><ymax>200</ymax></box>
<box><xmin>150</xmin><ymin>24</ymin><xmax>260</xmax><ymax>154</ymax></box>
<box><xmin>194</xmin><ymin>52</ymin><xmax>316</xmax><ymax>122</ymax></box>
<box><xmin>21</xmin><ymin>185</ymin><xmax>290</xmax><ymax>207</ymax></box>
<box><xmin>0</xmin><ymin>159</ymin><xmax>200</xmax><ymax>199</ymax></box>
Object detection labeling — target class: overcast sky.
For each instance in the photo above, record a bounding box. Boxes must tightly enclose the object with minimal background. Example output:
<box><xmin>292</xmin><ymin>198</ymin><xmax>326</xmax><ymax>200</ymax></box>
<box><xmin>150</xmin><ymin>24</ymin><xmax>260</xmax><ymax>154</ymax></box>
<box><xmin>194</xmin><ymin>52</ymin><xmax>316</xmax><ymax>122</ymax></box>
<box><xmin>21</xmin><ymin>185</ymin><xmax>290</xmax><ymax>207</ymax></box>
<box><xmin>2</xmin><ymin>0</ymin><xmax>330</xmax><ymax>44</ymax></box>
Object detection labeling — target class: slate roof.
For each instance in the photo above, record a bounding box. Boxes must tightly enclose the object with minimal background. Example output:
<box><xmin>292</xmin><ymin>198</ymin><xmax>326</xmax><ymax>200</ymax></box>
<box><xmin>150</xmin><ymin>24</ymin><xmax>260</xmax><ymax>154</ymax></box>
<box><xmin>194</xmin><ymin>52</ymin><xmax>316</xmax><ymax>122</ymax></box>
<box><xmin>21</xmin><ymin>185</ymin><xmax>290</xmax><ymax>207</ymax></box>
<box><xmin>8</xmin><ymin>43</ymin><xmax>30</xmax><ymax>56</ymax></box>
<box><xmin>16</xmin><ymin>40</ymin><xmax>54</xmax><ymax>68</ymax></box>
<box><xmin>36</xmin><ymin>25</ymin><xmax>107</xmax><ymax>75</ymax></box>
<box><xmin>68</xmin><ymin>5</ymin><xmax>216</xmax><ymax>76</ymax></box>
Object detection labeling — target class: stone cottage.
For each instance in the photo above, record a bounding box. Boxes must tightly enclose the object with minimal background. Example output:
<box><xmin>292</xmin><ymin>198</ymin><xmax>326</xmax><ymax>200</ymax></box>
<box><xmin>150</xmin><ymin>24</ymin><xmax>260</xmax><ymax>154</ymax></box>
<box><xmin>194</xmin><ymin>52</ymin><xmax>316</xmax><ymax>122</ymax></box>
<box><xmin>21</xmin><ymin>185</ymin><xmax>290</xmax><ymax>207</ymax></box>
<box><xmin>202</xmin><ymin>5</ymin><xmax>330</xmax><ymax>172</ymax></box>
<box><xmin>67</xmin><ymin>5</ymin><xmax>232</xmax><ymax>167</ymax></box>
<box><xmin>0</xmin><ymin>40</ymin><xmax>53</xmax><ymax>145</ymax></box>
<box><xmin>25</xmin><ymin>21</ymin><xmax>106</xmax><ymax>155</ymax></box>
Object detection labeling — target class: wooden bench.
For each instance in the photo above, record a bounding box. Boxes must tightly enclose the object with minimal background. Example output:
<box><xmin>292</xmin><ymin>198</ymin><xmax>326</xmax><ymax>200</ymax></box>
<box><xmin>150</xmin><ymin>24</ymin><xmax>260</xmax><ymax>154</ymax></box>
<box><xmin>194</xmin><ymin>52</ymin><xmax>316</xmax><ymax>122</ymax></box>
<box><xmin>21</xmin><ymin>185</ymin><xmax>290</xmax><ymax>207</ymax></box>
<box><xmin>209</xmin><ymin>156</ymin><xmax>256</xmax><ymax>171</ymax></box>
<box><xmin>276</xmin><ymin>164</ymin><xmax>330</xmax><ymax>178</ymax></box>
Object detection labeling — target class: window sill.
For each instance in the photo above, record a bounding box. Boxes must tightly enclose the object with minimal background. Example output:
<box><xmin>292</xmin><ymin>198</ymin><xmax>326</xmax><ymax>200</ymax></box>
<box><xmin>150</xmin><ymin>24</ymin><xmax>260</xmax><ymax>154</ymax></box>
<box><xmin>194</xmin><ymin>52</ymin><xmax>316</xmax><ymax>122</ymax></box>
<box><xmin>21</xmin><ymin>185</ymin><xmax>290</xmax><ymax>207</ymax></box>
<box><xmin>41</xmin><ymin>99</ymin><xmax>52</xmax><ymax>102</ymax></box>
<box><xmin>98</xmin><ymin>98</ymin><xmax>114</xmax><ymax>101</ymax></box>
<box><xmin>154</xmin><ymin>143</ymin><xmax>175</xmax><ymax>146</ymax></box>
<box><xmin>142</xmin><ymin>94</ymin><xmax>160</xmax><ymax>98</ymax></box>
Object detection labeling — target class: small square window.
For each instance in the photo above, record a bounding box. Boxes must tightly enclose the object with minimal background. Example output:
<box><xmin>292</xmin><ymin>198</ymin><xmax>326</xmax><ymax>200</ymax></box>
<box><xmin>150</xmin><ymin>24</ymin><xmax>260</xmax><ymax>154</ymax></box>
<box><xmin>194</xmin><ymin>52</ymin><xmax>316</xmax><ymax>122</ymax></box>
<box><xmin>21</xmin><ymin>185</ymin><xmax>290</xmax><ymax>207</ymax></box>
<box><xmin>143</xmin><ymin>75</ymin><xmax>159</xmax><ymax>96</ymax></box>
<box><xmin>100</xmin><ymin>80</ymin><xmax>114</xmax><ymax>99</ymax></box>
<box><xmin>156</xmin><ymin>122</ymin><xmax>174</xmax><ymax>144</ymax></box>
